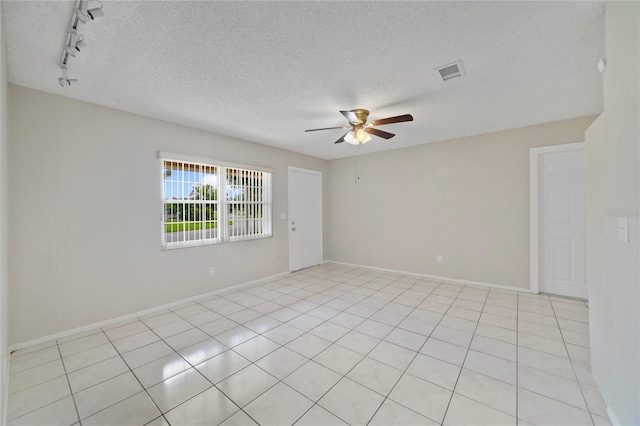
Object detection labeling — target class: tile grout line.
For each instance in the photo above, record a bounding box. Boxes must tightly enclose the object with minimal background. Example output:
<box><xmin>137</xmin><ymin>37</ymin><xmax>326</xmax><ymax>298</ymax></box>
<box><xmin>122</xmin><ymin>304</ymin><xmax>277</xmax><ymax>426</ymax></box>
<box><xmin>548</xmin><ymin>298</ymin><xmax>597</xmax><ymax>426</ymax></box>
<box><xmin>103</xmin><ymin>315</ymin><xmax>234</xmax><ymax>425</ymax></box>
<box><xmin>10</xmin><ymin>335</ymin><xmax>137</xmax><ymax>423</ymax></box>
<box><xmin>7</xmin><ymin>265</ymin><xmax>599</xmax><ymax>426</ymax></box>
<box><xmin>118</xmin><ymin>315</ymin><xmax>247</xmax><ymax>425</ymax></box>
<box><xmin>58</xmin><ymin>342</ymin><xmax>82</xmax><ymax>425</ymax></box>
<box><xmin>207</xmin><ymin>268</ymin><xmax>383</xmax><ymax>426</ymax></box>
<box><xmin>364</xmin><ymin>279</ymin><xmax>467</xmax><ymax>425</ymax></box>
<box><xmin>287</xmin><ymin>272</ymin><xmax>390</xmax><ymax>417</ymax></box>
<box><xmin>151</xmin><ymin>271</ymin><xmax>353</xmax><ymax>423</ymax></box>
<box><xmin>94</xmin><ymin>326</ymin><xmax>168</xmax><ymax>425</ymax></box>
<box><xmin>5</xmin><ymin>358</ymin><xmax>65</xmax><ymax>399</ymax></box>
<box><xmin>241</xmin><ymin>271</ymin><xmax>372</xmax><ymax>425</ymax></box>
<box><xmin>311</xmin><ymin>267</ymin><xmax>520</xmax><ymax>423</ymax></box>
<box><xmin>8</xmin><ymin>271</ymin><xmax>335</xmax><ymax>425</ymax></box>
<box><xmin>7</xmin><ymin>341</ymin><xmax>88</xmax><ymax>425</ymax></box>
<box><xmin>516</xmin><ymin>296</ymin><xmax>599</xmax><ymax>420</ymax></box>
<box><xmin>9</xmin><ymin>267</ymin><xmax>389</xmax><ymax>424</ymax></box>
<box><xmin>7</xmin><ymin>270</ymin><xmax>360</xmax><ymax>405</ymax></box>
<box><xmin>293</xmin><ymin>272</ymin><xmax>521</xmax><ymax>425</ymax></box>
<box><xmin>235</xmin><ymin>268</ymin><xmax>398</xmax><ymax>426</ymax></box>
<box><xmin>165</xmin><ymin>271</ymin><xmax>372</xmax><ymax>425</ymax></box>
<box><xmin>290</xmin><ymin>275</ymin><xmax>433</xmax><ymax>425</ymax></box>
<box><xmin>420</xmin><ymin>292</ymin><xmax>525</xmax><ymax>415</ymax></box>
<box><xmin>228</xmin><ymin>271</ymin><xmax>411</xmax><ymax>423</ymax></box>
<box><xmin>290</xmin><ymin>268</ymin><xmax>596</xmax><ymax>421</ymax></box>
<box><xmin>11</xmin><ymin>270</ymin><xmax>430</xmax><ymax>420</ymax></box>
<box><xmin>438</xmin><ymin>284</ymin><xmax>490</xmax><ymax>425</ymax></box>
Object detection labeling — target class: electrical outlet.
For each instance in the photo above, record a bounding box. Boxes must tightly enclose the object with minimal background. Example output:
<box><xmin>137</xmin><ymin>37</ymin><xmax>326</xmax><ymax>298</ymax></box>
<box><xmin>209</xmin><ymin>267</ymin><xmax>216</xmax><ymax>276</ymax></box>
<box><xmin>437</xmin><ymin>255</ymin><xmax>443</xmax><ymax>263</ymax></box>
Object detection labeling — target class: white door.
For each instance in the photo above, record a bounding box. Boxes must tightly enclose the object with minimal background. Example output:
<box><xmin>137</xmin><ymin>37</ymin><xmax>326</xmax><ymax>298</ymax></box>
<box><xmin>288</xmin><ymin>167</ymin><xmax>322</xmax><ymax>271</ymax></box>
<box><xmin>539</xmin><ymin>149</ymin><xmax>587</xmax><ymax>299</ymax></box>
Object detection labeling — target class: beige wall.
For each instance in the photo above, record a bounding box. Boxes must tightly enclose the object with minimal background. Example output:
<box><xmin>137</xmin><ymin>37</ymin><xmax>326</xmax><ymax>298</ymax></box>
<box><xmin>0</xmin><ymin>2</ymin><xmax>9</xmax><ymax>423</ymax></box>
<box><xmin>586</xmin><ymin>1</ymin><xmax>639</xmax><ymax>424</ymax></box>
<box><xmin>8</xmin><ymin>85</ymin><xmax>327</xmax><ymax>345</ymax></box>
<box><xmin>326</xmin><ymin>116</ymin><xmax>596</xmax><ymax>289</ymax></box>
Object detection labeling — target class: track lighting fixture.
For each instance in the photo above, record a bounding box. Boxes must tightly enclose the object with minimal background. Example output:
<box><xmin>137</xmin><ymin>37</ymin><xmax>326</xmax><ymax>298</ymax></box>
<box><xmin>58</xmin><ymin>68</ymin><xmax>78</xmax><ymax>87</ymax></box>
<box><xmin>58</xmin><ymin>0</ymin><xmax>104</xmax><ymax>87</ymax></box>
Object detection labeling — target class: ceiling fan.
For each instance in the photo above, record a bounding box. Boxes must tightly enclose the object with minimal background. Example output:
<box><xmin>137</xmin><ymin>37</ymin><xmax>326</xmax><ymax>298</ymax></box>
<box><xmin>305</xmin><ymin>109</ymin><xmax>414</xmax><ymax>145</ymax></box>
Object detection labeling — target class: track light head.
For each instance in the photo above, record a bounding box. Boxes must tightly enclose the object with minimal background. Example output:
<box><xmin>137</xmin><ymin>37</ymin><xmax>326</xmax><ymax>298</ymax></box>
<box><xmin>58</xmin><ymin>68</ymin><xmax>78</xmax><ymax>87</ymax></box>
<box><xmin>69</xmin><ymin>30</ymin><xmax>78</xmax><ymax>46</ymax></box>
<box><xmin>58</xmin><ymin>77</ymin><xmax>79</xmax><ymax>87</ymax></box>
<box><xmin>75</xmin><ymin>37</ymin><xmax>87</xmax><ymax>52</ymax></box>
<box><xmin>87</xmin><ymin>7</ymin><xmax>104</xmax><ymax>20</ymax></box>
<box><xmin>75</xmin><ymin>9</ymin><xmax>89</xmax><ymax>24</ymax></box>
<box><xmin>65</xmin><ymin>46</ymin><xmax>77</xmax><ymax>57</ymax></box>
<box><xmin>76</xmin><ymin>6</ymin><xmax>103</xmax><ymax>24</ymax></box>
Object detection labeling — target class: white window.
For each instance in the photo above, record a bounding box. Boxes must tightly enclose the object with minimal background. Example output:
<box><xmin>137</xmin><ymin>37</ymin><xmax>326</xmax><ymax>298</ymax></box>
<box><xmin>160</xmin><ymin>153</ymin><xmax>272</xmax><ymax>249</ymax></box>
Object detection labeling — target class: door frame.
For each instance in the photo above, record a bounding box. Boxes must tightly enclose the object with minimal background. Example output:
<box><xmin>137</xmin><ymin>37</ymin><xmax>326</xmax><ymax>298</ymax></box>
<box><xmin>530</xmin><ymin>142</ymin><xmax>585</xmax><ymax>294</ymax></box>
<box><xmin>288</xmin><ymin>166</ymin><xmax>323</xmax><ymax>272</ymax></box>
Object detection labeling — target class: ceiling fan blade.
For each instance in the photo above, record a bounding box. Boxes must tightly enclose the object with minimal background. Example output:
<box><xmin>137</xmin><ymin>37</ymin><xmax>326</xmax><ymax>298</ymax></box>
<box><xmin>371</xmin><ymin>114</ymin><xmax>414</xmax><ymax>126</ymax></box>
<box><xmin>334</xmin><ymin>132</ymin><xmax>350</xmax><ymax>144</ymax></box>
<box><xmin>304</xmin><ymin>126</ymin><xmax>347</xmax><ymax>132</ymax></box>
<box><xmin>365</xmin><ymin>127</ymin><xmax>395</xmax><ymax>140</ymax></box>
<box><xmin>340</xmin><ymin>110</ymin><xmax>360</xmax><ymax>124</ymax></box>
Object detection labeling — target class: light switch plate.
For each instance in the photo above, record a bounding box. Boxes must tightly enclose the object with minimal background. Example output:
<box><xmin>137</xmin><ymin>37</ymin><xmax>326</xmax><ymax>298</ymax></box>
<box><xmin>617</xmin><ymin>217</ymin><xmax>629</xmax><ymax>242</ymax></box>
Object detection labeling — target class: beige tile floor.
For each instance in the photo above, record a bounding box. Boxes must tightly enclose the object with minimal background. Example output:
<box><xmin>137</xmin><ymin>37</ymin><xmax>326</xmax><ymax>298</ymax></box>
<box><xmin>7</xmin><ymin>263</ymin><xmax>609</xmax><ymax>425</ymax></box>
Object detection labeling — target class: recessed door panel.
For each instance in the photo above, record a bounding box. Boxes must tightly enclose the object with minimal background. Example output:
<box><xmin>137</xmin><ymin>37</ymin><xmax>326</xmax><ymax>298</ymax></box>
<box><xmin>539</xmin><ymin>149</ymin><xmax>586</xmax><ymax>299</ymax></box>
<box><xmin>548</xmin><ymin>238</ymin><xmax>573</xmax><ymax>282</ymax></box>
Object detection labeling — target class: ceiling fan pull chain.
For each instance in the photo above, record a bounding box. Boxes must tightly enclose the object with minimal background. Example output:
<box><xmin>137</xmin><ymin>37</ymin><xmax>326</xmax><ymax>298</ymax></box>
<box><xmin>354</xmin><ymin>145</ymin><xmax>361</xmax><ymax>183</ymax></box>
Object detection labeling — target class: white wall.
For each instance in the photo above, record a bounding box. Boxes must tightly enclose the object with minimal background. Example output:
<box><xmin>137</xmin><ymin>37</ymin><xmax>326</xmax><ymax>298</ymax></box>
<box><xmin>0</xmin><ymin>2</ymin><xmax>9</xmax><ymax>422</ymax></box>
<box><xmin>326</xmin><ymin>116</ymin><xmax>596</xmax><ymax>289</ymax></box>
<box><xmin>585</xmin><ymin>114</ymin><xmax>606</xmax><ymax>404</ymax></box>
<box><xmin>8</xmin><ymin>85</ymin><xmax>327</xmax><ymax>345</ymax></box>
<box><xmin>586</xmin><ymin>1</ymin><xmax>639</xmax><ymax>424</ymax></box>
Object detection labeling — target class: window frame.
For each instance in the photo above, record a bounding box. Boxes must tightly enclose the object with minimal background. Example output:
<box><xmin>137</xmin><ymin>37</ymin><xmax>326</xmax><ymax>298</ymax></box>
<box><xmin>159</xmin><ymin>152</ymin><xmax>273</xmax><ymax>250</ymax></box>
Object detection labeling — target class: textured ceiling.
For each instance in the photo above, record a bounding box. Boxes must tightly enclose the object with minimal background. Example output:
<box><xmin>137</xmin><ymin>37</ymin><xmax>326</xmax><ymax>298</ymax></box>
<box><xmin>3</xmin><ymin>1</ymin><xmax>605</xmax><ymax>160</ymax></box>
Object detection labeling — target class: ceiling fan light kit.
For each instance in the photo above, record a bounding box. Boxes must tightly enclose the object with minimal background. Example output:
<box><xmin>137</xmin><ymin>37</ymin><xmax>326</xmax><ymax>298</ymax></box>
<box><xmin>344</xmin><ymin>128</ymin><xmax>371</xmax><ymax>145</ymax></box>
<box><xmin>305</xmin><ymin>108</ymin><xmax>413</xmax><ymax>145</ymax></box>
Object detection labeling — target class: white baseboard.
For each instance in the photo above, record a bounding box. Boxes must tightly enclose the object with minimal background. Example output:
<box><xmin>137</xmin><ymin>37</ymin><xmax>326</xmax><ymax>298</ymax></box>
<box><xmin>9</xmin><ymin>271</ymin><xmax>290</xmax><ymax>352</ymax></box>
<box><xmin>10</xmin><ymin>260</ymin><xmax>532</xmax><ymax>352</ymax></box>
<box><xmin>323</xmin><ymin>260</ymin><xmax>531</xmax><ymax>293</ymax></box>
<box><xmin>606</xmin><ymin>406</ymin><xmax>620</xmax><ymax>426</ymax></box>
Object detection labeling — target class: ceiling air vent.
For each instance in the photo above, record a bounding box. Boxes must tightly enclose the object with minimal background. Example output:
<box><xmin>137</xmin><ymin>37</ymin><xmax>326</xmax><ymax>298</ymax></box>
<box><xmin>436</xmin><ymin>61</ymin><xmax>464</xmax><ymax>81</ymax></box>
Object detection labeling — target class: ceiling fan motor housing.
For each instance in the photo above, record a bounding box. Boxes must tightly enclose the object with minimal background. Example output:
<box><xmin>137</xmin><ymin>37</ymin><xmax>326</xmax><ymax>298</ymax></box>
<box><xmin>351</xmin><ymin>109</ymin><xmax>370</xmax><ymax>124</ymax></box>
